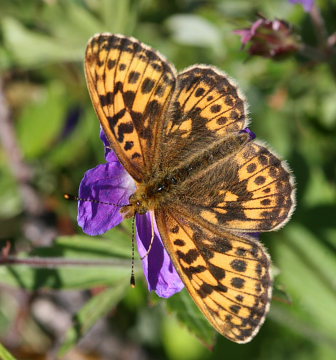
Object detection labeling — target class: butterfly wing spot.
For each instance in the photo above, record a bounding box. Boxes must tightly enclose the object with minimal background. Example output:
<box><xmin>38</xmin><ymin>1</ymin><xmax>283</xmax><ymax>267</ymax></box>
<box><xmin>128</xmin><ymin>71</ymin><xmax>140</xmax><ymax>84</ymax></box>
<box><xmin>200</xmin><ymin>210</ymin><xmax>220</xmax><ymax>224</ymax></box>
<box><xmin>170</xmin><ymin>225</ymin><xmax>180</xmax><ymax>233</ymax></box>
<box><xmin>236</xmin><ymin>295</ymin><xmax>244</xmax><ymax>302</ymax></box>
<box><xmin>156</xmin><ymin>209</ymin><xmax>272</xmax><ymax>343</ymax></box>
<box><xmin>231</xmin><ymin>277</ymin><xmax>245</xmax><ymax>289</ymax></box>
<box><xmin>230</xmin><ymin>259</ymin><xmax>247</xmax><ymax>272</ymax></box>
<box><xmin>219</xmin><ymin>191</ymin><xmax>238</xmax><ymax>202</ymax></box>
<box><xmin>141</xmin><ymin>78</ymin><xmax>156</xmax><ymax>94</ymax></box>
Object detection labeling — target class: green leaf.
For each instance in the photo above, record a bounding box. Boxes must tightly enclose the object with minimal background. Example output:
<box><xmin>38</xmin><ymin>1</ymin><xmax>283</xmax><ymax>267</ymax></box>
<box><xmin>0</xmin><ymin>343</ymin><xmax>17</xmax><ymax>360</ymax></box>
<box><xmin>166</xmin><ymin>289</ymin><xmax>216</xmax><ymax>348</ymax></box>
<box><xmin>0</xmin><ymin>260</ymin><xmax>133</xmax><ymax>291</ymax></box>
<box><xmin>274</xmin><ymin>225</ymin><xmax>336</xmax><ymax>341</ymax></box>
<box><xmin>0</xmin><ymin>166</ymin><xmax>21</xmax><ymax>218</ymax></box>
<box><xmin>43</xmin><ymin>2</ymin><xmax>104</xmax><ymax>43</ymax></box>
<box><xmin>302</xmin><ymin>166</ymin><xmax>335</xmax><ymax>207</ymax></box>
<box><xmin>99</xmin><ymin>0</ymin><xmax>136</xmax><ymax>34</ymax></box>
<box><xmin>17</xmin><ymin>81</ymin><xmax>68</xmax><ymax>158</ymax></box>
<box><xmin>0</xmin><ymin>231</ymin><xmax>141</xmax><ymax>290</ymax></box>
<box><xmin>2</xmin><ymin>17</ymin><xmax>83</xmax><ymax>67</ymax></box>
<box><xmin>58</xmin><ymin>282</ymin><xmax>128</xmax><ymax>357</ymax></box>
<box><xmin>320</xmin><ymin>92</ymin><xmax>336</xmax><ymax>128</ymax></box>
<box><xmin>166</xmin><ymin>14</ymin><xmax>221</xmax><ymax>48</ymax></box>
<box><xmin>270</xmin><ymin>304</ymin><xmax>336</xmax><ymax>349</ymax></box>
<box><xmin>33</xmin><ymin>231</ymin><xmax>133</xmax><ymax>259</ymax></box>
<box><xmin>0</xmin><ymin>46</ymin><xmax>11</xmax><ymax>71</ymax></box>
<box><xmin>46</xmin><ymin>108</ymin><xmax>99</xmax><ymax>167</ymax></box>
<box><xmin>162</xmin><ymin>315</ymin><xmax>209</xmax><ymax>360</ymax></box>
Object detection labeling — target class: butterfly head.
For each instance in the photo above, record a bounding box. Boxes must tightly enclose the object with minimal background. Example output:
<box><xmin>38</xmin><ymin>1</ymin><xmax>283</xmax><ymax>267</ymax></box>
<box><xmin>120</xmin><ymin>188</ymin><xmax>152</xmax><ymax>218</ymax></box>
<box><xmin>120</xmin><ymin>177</ymin><xmax>173</xmax><ymax>218</ymax></box>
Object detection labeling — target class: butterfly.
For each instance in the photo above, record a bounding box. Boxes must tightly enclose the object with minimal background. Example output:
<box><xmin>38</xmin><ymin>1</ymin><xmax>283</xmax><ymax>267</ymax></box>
<box><xmin>84</xmin><ymin>33</ymin><xmax>295</xmax><ymax>343</ymax></box>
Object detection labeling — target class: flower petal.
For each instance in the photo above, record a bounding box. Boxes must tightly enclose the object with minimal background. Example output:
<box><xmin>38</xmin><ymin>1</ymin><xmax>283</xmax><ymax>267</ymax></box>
<box><xmin>235</xmin><ymin>18</ymin><xmax>300</xmax><ymax>59</ymax></box>
<box><xmin>136</xmin><ymin>212</ymin><xmax>184</xmax><ymax>298</ymax></box>
<box><xmin>240</xmin><ymin>127</ymin><xmax>256</xmax><ymax>140</ymax></box>
<box><xmin>78</xmin><ymin>161</ymin><xmax>135</xmax><ymax>235</ymax></box>
<box><xmin>100</xmin><ymin>129</ymin><xmax>118</xmax><ymax>163</ymax></box>
<box><xmin>234</xmin><ymin>19</ymin><xmax>264</xmax><ymax>45</ymax></box>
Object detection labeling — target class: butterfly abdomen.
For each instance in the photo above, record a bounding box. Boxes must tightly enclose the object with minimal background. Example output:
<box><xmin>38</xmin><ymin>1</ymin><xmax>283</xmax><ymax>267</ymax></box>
<box><xmin>161</xmin><ymin>131</ymin><xmax>250</xmax><ymax>196</ymax></box>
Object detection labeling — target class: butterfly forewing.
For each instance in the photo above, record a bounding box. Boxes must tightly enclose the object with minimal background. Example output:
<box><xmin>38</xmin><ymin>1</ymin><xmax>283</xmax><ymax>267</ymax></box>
<box><xmin>159</xmin><ymin>66</ymin><xmax>248</xmax><ymax>169</ymax></box>
<box><xmin>85</xmin><ymin>34</ymin><xmax>176</xmax><ymax>181</ymax></box>
<box><xmin>156</xmin><ymin>208</ymin><xmax>272</xmax><ymax>343</ymax></box>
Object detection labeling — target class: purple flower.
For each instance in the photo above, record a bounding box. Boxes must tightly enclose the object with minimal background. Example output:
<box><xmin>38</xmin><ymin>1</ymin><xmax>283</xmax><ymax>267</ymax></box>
<box><xmin>78</xmin><ymin>130</ymin><xmax>184</xmax><ymax>298</ymax></box>
<box><xmin>234</xmin><ymin>18</ymin><xmax>301</xmax><ymax>59</ymax></box>
<box><xmin>289</xmin><ymin>0</ymin><xmax>315</xmax><ymax>12</ymax></box>
<box><xmin>234</xmin><ymin>19</ymin><xmax>265</xmax><ymax>46</ymax></box>
<box><xmin>78</xmin><ymin>127</ymin><xmax>258</xmax><ymax>297</ymax></box>
<box><xmin>240</xmin><ymin>127</ymin><xmax>256</xmax><ymax>140</ymax></box>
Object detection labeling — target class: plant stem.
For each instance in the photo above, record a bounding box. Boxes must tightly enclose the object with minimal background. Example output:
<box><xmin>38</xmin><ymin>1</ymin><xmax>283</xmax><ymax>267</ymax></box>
<box><xmin>0</xmin><ymin>256</ymin><xmax>140</xmax><ymax>268</ymax></box>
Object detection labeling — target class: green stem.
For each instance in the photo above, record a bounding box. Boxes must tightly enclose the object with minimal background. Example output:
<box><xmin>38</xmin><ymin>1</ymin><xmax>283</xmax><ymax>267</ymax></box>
<box><xmin>310</xmin><ymin>4</ymin><xmax>328</xmax><ymax>48</ymax></box>
<box><xmin>309</xmin><ymin>4</ymin><xmax>336</xmax><ymax>80</ymax></box>
<box><xmin>0</xmin><ymin>256</ymin><xmax>141</xmax><ymax>269</ymax></box>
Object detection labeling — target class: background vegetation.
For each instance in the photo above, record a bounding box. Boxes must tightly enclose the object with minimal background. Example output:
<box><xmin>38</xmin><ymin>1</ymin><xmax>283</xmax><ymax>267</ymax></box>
<box><xmin>0</xmin><ymin>0</ymin><xmax>335</xmax><ymax>359</ymax></box>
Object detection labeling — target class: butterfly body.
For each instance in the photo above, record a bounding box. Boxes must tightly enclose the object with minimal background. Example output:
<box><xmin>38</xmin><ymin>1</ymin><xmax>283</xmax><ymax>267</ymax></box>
<box><xmin>122</xmin><ymin>130</ymin><xmax>250</xmax><ymax>219</ymax></box>
<box><xmin>85</xmin><ymin>33</ymin><xmax>295</xmax><ymax>343</ymax></box>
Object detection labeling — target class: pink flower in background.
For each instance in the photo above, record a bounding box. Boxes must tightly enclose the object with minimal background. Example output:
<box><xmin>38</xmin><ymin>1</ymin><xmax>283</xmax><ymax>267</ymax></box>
<box><xmin>234</xmin><ymin>18</ymin><xmax>301</xmax><ymax>59</ymax></box>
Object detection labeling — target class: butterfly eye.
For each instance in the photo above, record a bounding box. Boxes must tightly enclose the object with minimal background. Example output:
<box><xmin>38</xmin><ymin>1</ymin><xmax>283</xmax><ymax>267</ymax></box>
<box><xmin>165</xmin><ymin>176</ymin><xmax>177</xmax><ymax>185</ymax></box>
<box><xmin>157</xmin><ymin>184</ymin><xmax>166</xmax><ymax>192</ymax></box>
<box><xmin>170</xmin><ymin>177</ymin><xmax>177</xmax><ymax>185</ymax></box>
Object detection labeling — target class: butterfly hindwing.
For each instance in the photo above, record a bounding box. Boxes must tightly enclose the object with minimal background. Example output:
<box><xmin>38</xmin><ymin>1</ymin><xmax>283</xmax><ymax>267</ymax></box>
<box><xmin>220</xmin><ymin>141</ymin><xmax>295</xmax><ymax>231</ymax></box>
<box><xmin>155</xmin><ymin>208</ymin><xmax>272</xmax><ymax>343</ymax></box>
<box><xmin>85</xmin><ymin>33</ymin><xmax>177</xmax><ymax>182</ymax></box>
<box><xmin>173</xmin><ymin>141</ymin><xmax>295</xmax><ymax>232</ymax></box>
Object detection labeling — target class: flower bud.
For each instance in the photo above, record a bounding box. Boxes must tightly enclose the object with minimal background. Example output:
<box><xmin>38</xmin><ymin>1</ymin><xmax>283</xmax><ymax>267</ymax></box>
<box><xmin>234</xmin><ymin>18</ymin><xmax>301</xmax><ymax>59</ymax></box>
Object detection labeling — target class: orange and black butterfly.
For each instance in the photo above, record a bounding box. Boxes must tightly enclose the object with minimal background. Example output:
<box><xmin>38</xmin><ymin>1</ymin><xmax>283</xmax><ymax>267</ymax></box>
<box><xmin>84</xmin><ymin>33</ymin><xmax>295</xmax><ymax>343</ymax></box>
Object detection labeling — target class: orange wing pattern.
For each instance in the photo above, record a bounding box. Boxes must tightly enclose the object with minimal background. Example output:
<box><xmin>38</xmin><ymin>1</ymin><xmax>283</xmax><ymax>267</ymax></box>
<box><xmin>159</xmin><ymin>65</ymin><xmax>248</xmax><ymax>168</ymax></box>
<box><xmin>85</xmin><ymin>33</ymin><xmax>176</xmax><ymax>182</ymax></box>
<box><xmin>176</xmin><ymin>141</ymin><xmax>295</xmax><ymax>232</ymax></box>
<box><xmin>156</xmin><ymin>208</ymin><xmax>272</xmax><ymax>343</ymax></box>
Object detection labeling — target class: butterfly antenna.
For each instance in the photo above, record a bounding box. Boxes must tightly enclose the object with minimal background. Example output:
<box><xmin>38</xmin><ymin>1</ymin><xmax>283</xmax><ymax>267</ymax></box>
<box><xmin>140</xmin><ymin>211</ymin><xmax>155</xmax><ymax>260</ymax></box>
<box><xmin>64</xmin><ymin>193</ymin><xmax>128</xmax><ymax>208</ymax></box>
<box><xmin>130</xmin><ymin>216</ymin><xmax>136</xmax><ymax>288</ymax></box>
<box><xmin>65</xmin><ymin>193</ymin><xmax>135</xmax><ymax>285</ymax></box>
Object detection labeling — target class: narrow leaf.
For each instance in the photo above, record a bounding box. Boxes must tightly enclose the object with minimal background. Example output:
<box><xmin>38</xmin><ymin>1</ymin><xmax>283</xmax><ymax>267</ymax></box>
<box><xmin>166</xmin><ymin>289</ymin><xmax>216</xmax><ymax>348</ymax></box>
<box><xmin>0</xmin><ymin>343</ymin><xmax>17</xmax><ymax>360</ymax></box>
<box><xmin>58</xmin><ymin>282</ymin><xmax>128</xmax><ymax>357</ymax></box>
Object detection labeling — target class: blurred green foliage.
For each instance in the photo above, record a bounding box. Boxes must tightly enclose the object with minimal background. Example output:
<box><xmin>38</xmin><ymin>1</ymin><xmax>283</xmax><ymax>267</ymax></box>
<box><xmin>0</xmin><ymin>0</ymin><xmax>335</xmax><ymax>359</ymax></box>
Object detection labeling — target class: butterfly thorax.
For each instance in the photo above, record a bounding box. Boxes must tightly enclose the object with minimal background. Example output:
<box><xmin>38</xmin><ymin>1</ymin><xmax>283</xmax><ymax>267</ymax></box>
<box><xmin>120</xmin><ymin>176</ymin><xmax>175</xmax><ymax>218</ymax></box>
<box><xmin>120</xmin><ymin>131</ymin><xmax>251</xmax><ymax>219</ymax></box>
